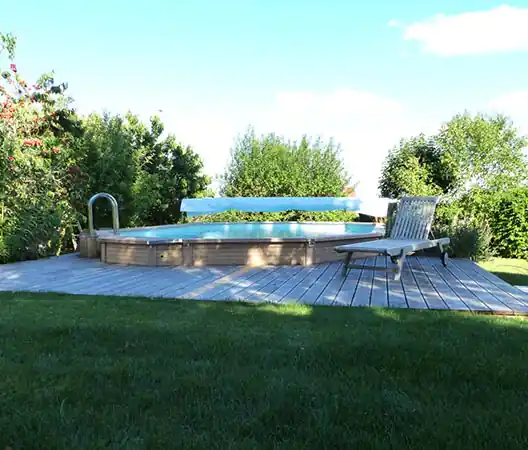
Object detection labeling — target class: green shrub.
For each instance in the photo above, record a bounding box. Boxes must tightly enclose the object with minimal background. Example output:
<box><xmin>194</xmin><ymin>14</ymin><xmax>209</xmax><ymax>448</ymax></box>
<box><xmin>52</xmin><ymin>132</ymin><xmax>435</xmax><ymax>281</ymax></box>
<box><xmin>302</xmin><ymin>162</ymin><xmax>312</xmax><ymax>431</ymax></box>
<box><xmin>187</xmin><ymin>210</ymin><xmax>360</xmax><ymax>223</ymax></box>
<box><xmin>449</xmin><ymin>219</ymin><xmax>493</xmax><ymax>261</ymax></box>
<box><xmin>433</xmin><ymin>199</ymin><xmax>493</xmax><ymax>261</ymax></box>
<box><xmin>488</xmin><ymin>188</ymin><xmax>528</xmax><ymax>259</ymax></box>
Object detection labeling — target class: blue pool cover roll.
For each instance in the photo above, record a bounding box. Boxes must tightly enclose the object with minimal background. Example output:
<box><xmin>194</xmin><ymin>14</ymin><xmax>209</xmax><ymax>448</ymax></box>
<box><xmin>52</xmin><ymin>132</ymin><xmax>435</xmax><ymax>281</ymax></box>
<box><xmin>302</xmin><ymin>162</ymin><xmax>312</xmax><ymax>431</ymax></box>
<box><xmin>181</xmin><ymin>197</ymin><xmax>393</xmax><ymax>217</ymax></box>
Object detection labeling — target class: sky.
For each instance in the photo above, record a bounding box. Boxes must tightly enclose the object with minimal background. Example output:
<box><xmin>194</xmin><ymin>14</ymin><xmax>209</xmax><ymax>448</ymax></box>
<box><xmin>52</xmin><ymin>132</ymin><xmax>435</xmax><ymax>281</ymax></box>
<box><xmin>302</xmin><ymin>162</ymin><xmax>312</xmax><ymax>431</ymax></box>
<box><xmin>2</xmin><ymin>1</ymin><xmax>528</xmax><ymax>196</ymax></box>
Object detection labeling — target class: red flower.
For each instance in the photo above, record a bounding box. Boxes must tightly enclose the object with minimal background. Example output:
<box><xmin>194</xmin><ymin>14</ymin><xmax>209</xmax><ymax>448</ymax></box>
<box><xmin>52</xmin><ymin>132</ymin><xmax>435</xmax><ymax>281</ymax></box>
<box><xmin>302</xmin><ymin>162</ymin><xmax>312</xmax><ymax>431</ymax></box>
<box><xmin>52</xmin><ymin>147</ymin><xmax>60</xmax><ymax>154</ymax></box>
<box><xmin>9</xmin><ymin>165</ymin><xmax>14</xmax><ymax>169</ymax></box>
<box><xmin>7</xmin><ymin>156</ymin><xmax>14</xmax><ymax>161</ymax></box>
<box><xmin>10</xmin><ymin>63</ymin><xmax>17</xmax><ymax>73</ymax></box>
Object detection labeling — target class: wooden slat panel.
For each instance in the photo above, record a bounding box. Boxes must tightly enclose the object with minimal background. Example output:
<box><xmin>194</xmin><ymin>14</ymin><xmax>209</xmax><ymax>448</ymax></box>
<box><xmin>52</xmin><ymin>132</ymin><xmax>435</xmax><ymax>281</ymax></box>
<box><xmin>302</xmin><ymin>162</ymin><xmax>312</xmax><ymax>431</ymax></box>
<box><xmin>104</xmin><ymin>244</ymin><xmax>150</xmax><ymax>265</ymax></box>
<box><xmin>192</xmin><ymin>243</ymin><xmax>306</xmax><ymax>266</ymax></box>
<box><xmin>313</xmin><ymin>237</ymin><xmax>380</xmax><ymax>264</ymax></box>
<box><xmin>156</xmin><ymin>245</ymin><xmax>183</xmax><ymax>266</ymax></box>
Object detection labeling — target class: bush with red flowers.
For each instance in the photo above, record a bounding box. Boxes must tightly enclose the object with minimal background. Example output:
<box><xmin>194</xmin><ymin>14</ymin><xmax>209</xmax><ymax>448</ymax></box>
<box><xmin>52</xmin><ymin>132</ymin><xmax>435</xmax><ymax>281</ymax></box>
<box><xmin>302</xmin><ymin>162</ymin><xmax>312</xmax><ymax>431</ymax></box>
<box><xmin>0</xmin><ymin>33</ymin><xmax>87</xmax><ymax>262</ymax></box>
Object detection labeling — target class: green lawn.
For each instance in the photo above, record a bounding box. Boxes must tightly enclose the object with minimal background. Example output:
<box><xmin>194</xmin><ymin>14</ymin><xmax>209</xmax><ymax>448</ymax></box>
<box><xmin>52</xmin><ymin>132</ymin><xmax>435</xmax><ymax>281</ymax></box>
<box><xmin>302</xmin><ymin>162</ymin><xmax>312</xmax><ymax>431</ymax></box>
<box><xmin>479</xmin><ymin>257</ymin><xmax>528</xmax><ymax>286</ymax></box>
<box><xmin>1</xmin><ymin>293</ymin><xmax>528</xmax><ymax>449</ymax></box>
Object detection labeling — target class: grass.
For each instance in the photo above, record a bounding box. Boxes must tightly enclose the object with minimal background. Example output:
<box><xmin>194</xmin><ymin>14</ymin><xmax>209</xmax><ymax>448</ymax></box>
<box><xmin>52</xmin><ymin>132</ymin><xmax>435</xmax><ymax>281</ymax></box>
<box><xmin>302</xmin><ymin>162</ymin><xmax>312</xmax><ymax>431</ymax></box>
<box><xmin>479</xmin><ymin>257</ymin><xmax>528</xmax><ymax>286</ymax></box>
<box><xmin>1</xmin><ymin>292</ymin><xmax>528</xmax><ymax>449</ymax></box>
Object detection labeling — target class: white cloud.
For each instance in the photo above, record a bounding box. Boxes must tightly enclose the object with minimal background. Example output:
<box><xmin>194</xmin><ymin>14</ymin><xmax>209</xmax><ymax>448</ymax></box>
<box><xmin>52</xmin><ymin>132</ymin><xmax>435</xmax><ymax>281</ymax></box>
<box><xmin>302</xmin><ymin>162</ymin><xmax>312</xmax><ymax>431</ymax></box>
<box><xmin>488</xmin><ymin>91</ymin><xmax>528</xmax><ymax>115</ymax></box>
<box><xmin>398</xmin><ymin>5</ymin><xmax>528</xmax><ymax>56</ymax></box>
<box><xmin>487</xmin><ymin>91</ymin><xmax>528</xmax><ymax>135</ymax></box>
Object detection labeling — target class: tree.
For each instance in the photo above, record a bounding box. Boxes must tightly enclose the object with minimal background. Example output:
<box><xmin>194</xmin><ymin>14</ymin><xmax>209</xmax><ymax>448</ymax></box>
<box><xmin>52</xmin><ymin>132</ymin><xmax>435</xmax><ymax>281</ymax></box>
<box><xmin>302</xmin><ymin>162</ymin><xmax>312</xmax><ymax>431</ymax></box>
<box><xmin>379</xmin><ymin>113</ymin><xmax>528</xmax><ymax>199</ymax></box>
<box><xmin>78</xmin><ymin>112</ymin><xmax>210</xmax><ymax>228</ymax></box>
<box><xmin>222</xmin><ymin>127</ymin><xmax>349</xmax><ymax>197</ymax></box>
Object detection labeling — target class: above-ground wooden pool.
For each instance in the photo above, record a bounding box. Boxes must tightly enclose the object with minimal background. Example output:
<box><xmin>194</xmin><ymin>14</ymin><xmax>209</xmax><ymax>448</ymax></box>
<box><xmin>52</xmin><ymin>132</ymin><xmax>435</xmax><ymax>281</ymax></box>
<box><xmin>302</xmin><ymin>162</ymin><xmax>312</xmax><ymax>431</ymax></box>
<box><xmin>79</xmin><ymin>222</ymin><xmax>384</xmax><ymax>267</ymax></box>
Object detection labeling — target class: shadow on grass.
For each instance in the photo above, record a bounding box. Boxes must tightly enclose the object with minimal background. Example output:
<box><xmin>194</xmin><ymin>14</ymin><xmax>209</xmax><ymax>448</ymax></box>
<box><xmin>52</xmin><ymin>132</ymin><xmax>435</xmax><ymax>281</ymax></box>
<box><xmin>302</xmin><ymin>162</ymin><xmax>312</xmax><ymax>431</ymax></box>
<box><xmin>488</xmin><ymin>270</ymin><xmax>528</xmax><ymax>287</ymax></box>
<box><xmin>1</xmin><ymin>291</ymin><xmax>528</xmax><ymax>449</ymax></box>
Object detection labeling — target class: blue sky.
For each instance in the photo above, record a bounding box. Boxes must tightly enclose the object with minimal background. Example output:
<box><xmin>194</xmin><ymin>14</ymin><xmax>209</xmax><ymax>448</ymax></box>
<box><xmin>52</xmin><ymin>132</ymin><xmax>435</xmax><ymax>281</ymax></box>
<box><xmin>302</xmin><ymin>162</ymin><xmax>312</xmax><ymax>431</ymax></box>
<box><xmin>2</xmin><ymin>1</ymin><xmax>528</xmax><ymax>195</ymax></box>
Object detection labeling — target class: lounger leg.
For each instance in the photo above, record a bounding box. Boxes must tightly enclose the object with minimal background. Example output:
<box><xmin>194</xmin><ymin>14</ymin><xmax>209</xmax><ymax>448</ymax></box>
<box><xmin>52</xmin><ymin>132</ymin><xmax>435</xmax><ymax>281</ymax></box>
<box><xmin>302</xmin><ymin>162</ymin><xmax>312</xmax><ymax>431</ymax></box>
<box><xmin>342</xmin><ymin>253</ymin><xmax>352</xmax><ymax>277</ymax></box>
<box><xmin>394</xmin><ymin>253</ymin><xmax>406</xmax><ymax>281</ymax></box>
<box><xmin>439</xmin><ymin>243</ymin><xmax>448</xmax><ymax>267</ymax></box>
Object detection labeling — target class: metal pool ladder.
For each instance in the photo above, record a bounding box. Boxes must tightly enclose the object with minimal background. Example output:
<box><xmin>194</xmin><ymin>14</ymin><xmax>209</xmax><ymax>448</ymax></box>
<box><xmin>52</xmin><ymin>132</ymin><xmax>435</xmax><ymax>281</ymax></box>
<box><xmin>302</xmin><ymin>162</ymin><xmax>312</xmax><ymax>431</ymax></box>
<box><xmin>88</xmin><ymin>193</ymin><xmax>120</xmax><ymax>236</ymax></box>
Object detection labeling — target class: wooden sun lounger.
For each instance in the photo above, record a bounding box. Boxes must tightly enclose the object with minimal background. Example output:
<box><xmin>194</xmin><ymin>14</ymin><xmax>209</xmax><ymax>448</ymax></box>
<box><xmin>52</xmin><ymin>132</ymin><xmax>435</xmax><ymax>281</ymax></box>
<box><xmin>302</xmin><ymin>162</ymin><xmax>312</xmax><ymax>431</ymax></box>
<box><xmin>335</xmin><ymin>196</ymin><xmax>450</xmax><ymax>281</ymax></box>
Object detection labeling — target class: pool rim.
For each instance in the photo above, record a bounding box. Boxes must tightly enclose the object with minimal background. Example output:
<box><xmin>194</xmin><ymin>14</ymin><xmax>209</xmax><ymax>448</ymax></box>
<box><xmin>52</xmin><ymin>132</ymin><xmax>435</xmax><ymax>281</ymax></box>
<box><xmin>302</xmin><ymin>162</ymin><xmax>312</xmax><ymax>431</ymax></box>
<box><xmin>93</xmin><ymin>221</ymin><xmax>386</xmax><ymax>246</ymax></box>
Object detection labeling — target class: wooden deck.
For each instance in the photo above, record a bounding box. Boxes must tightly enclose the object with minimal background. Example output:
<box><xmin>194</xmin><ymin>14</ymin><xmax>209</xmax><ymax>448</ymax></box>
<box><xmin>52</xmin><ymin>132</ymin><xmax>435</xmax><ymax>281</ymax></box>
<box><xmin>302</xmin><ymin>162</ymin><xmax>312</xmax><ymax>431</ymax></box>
<box><xmin>1</xmin><ymin>254</ymin><xmax>527</xmax><ymax>314</ymax></box>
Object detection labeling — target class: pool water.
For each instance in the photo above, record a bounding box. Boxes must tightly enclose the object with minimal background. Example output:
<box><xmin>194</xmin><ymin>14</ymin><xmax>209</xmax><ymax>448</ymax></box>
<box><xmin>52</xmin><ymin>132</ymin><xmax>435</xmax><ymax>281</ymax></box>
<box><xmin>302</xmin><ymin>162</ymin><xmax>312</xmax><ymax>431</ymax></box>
<box><xmin>118</xmin><ymin>222</ymin><xmax>381</xmax><ymax>240</ymax></box>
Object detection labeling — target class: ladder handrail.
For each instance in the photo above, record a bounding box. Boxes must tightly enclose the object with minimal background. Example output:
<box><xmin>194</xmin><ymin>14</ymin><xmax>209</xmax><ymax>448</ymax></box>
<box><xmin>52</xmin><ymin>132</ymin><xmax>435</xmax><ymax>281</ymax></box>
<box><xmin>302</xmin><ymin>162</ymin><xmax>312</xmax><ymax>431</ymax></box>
<box><xmin>88</xmin><ymin>193</ymin><xmax>120</xmax><ymax>236</ymax></box>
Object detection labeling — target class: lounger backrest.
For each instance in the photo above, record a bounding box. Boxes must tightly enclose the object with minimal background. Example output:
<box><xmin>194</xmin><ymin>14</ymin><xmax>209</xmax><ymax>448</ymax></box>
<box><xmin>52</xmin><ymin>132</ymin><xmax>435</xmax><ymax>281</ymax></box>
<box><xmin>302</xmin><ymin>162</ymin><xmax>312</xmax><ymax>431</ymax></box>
<box><xmin>390</xmin><ymin>196</ymin><xmax>440</xmax><ymax>240</ymax></box>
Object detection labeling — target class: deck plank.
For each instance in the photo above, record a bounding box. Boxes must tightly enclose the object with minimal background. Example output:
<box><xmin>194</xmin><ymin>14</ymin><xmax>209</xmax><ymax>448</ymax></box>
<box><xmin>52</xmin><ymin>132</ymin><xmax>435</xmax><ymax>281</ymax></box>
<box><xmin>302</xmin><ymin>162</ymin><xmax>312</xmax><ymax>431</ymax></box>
<box><xmin>445</xmin><ymin>260</ymin><xmax>513</xmax><ymax>314</ymax></box>
<box><xmin>351</xmin><ymin>257</ymin><xmax>376</xmax><ymax>307</ymax></box>
<box><xmin>429</xmin><ymin>262</ymin><xmax>490</xmax><ymax>312</ymax></box>
<box><xmin>239</xmin><ymin>266</ymin><xmax>302</xmax><ymax>303</ymax></box>
<box><xmin>204</xmin><ymin>267</ymin><xmax>277</xmax><ymax>301</ymax></box>
<box><xmin>449</xmin><ymin>259</ymin><xmax>528</xmax><ymax>314</ymax></box>
<box><xmin>281</xmin><ymin>264</ymin><xmax>330</xmax><ymax>304</ymax></box>
<box><xmin>369</xmin><ymin>256</ymin><xmax>389</xmax><ymax>308</ymax></box>
<box><xmin>333</xmin><ymin>259</ymin><xmax>363</xmax><ymax>306</ymax></box>
<box><xmin>1</xmin><ymin>253</ymin><xmax>525</xmax><ymax>316</ymax></box>
<box><xmin>454</xmin><ymin>259</ymin><xmax>528</xmax><ymax>306</ymax></box>
<box><xmin>317</xmin><ymin>263</ymin><xmax>347</xmax><ymax>305</ymax></box>
<box><xmin>400</xmin><ymin>261</ymin><xmax>428</xmax><ymax>310</ymax></box>
<box><xmin>408</xmin><ymin>258</ymin><xmax>448</xmax><ymax>310</ymax></box>
<box><xmin>416</xmin><ymin>257</ymin><xmax>470</xmax><ymax>311</ymax></box>
<box><xmin>43</xmin><ymin>266</ymin><xmax>145</xmax><ymax>295</ymax></box>
<box><xmin>266</xmin><ymin>266</ymin><xmax>317</xmax><ymax>304</ymax></box>
<box><xmin>387</xmin><ymin>258</ymin><xmax>408</xmax><ymax>309</ymax></box>
<box><xmin>300</xmin><ymin>262</ymin><xmax>341</xmax><ymax>305</ymax></box>
<box><xmin>231</xmin><ymin>266</ymin><xmax>294</xmax><ymax>302</ymax></box>
<box><xmin>154</xmin><ymin>266</ymin><xmax>239</xmax><ymax>298</ymax></box>
<box><xmin>67</xmin><ymin>265</ymin><xmax>168</xmax><ymax>296</ymax></box>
